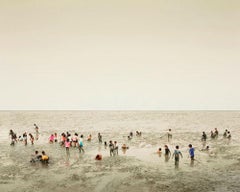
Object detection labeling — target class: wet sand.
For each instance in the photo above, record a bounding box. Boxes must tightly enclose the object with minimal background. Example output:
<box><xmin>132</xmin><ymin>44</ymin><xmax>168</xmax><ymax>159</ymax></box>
<box><xmin>0</xmin><ymin>111</ymin><xmax>240</xmax><ymax>192</ymax></box>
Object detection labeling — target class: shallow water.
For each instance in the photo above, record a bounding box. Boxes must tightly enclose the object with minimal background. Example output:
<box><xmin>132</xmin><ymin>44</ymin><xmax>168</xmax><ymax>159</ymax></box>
<box><xmin>0</xmin><ymin>111</ymin><xmax>240</xmax><ymax>192</ymax></box>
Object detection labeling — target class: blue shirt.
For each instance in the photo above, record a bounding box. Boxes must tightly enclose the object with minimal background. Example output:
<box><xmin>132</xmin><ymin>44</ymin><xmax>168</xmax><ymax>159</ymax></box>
<box><xmin>189</xmin><ymin>148</ymin><xmax>194</xmax><ymax>157</ymax></box>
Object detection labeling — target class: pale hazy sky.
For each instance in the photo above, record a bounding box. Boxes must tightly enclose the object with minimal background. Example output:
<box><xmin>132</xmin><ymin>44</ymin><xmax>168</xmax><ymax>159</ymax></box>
<box><xmin>0</xmin><ymin>0</ymin><xmax>240</xmax><ymax>110</ymax></box>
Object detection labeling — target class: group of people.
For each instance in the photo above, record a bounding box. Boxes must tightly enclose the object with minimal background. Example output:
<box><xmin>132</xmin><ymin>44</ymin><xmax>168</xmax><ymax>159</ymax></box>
<box><xmin>157</xmin><ymin>144</ymin><xmax>194</xmax><ymax>168</ymax></box>
<box><xmin>9</xmin><ymin>124</ymin><xmax>40</xmax><ymax>146</ymax></box>
<box><xmin>9</xmin><ymin>125</ymin><xmax>232</xmax><ymax>167</ymax></box>
<box><xmin>127</xmin><ymin>131</ymin><xmax>142</xmax><ymax>140</ymax></box>
<box><xmin>208</xmin><ymin>128</ymin><xmax>231</xmax><ymax>140</ymax></box>
<box><xmin>30</xmin><ymin>150</ymin><xmax>49</xmax><ymax>164</ymax></box>
<box><xmin>201</xmin><ymin>128</ymin><xmax>231</xmax><ymax>148</ymax></box>
<box><xmin>155</xmin><ymin>128</ymin><xmax>233</xmax><ymax>168</ymax></box>
<box><xmin>9</xmin><ymin>130</ymin><xmax>36</xmax><ymax>146</ymax></box>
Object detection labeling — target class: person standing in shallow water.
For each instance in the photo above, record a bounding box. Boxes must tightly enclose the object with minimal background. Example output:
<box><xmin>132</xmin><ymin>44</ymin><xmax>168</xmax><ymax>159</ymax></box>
<box><xmin>98</xmin><ymin>133</ymin><xmax>102</xmax><ymax>143</ymax></box>
<box><xmin>65</xmin><ymin>138</ymin><xmax>71</xmax><ymax>156</ymax></box>
<box><xmin>172</xmin><ymin>145</ymin><xmax>183</xmax><ymax>168</ymax></box>
<box><xmin>188</xmin><ymin>144</ymin><xmax>195</xmax><ymax>166</ymax></box>
<box><xmin>29</xmin><ymin>133</ymin><xmax>34</xmax><ymax>145</ymax></box>
<box><xmin>157</xmin><ymin>148</ymin><xmax>162</xmax><ymax>157</ymax></box>
<box><xmin>227</xmin><ymin>131</ymin><xmax>231</xmax><ymax>140</ymax></box>
<box><xmin>9</xmin><ymin>130</ymin><xmax>17</xmax><ymax>145</ymax></box>
<box><xmin>114</xmin><ymin>141</ymin><xmax>118</xmax><ymax>155</ymax></box>
<box><xmin>188</xmin><ymin>144</ymin><xmax>194</xmax><ymax>160</ymax></box>
<box><xmin>201</xmin><ymin>131</ymin><xmax>207</xmax><ymax>141</ymax></box>
<box><xmin>201</xmin><ymin>131</ymin><xmax>207</xmax><ymax>148</ymax></box>
<box><xmin>167</xmin><ymin>129</ymin><xmax>172</xmax><ymax>142</ymax></box>
<box><xmin>223</xmin><ymin>129</ymin><xmax>228</xmax><ymax>138</ymax></box>
<box><xmin>164</xmin><ymin>145</ymin><xmax>171</xmax><ymax>162</ymax></box>
<box><xmin>109</xmin><ymin>141</ymin><xmax>114</xmax><ymax>156</ymax></box>
<box><xmin>23</xmin><ymin>132</ymin><xmax>27</xmax><ymax>145</ymax></box>
<box><xmin>34</xmin><ymin>124</ymin><xmax>39</xmax><ymax>140</ymax></box>
<box><xmin>78</xmin><ymin>135</ymin><xmax>84</xmax><ymax>153</ymax></box>
<box><xmin>214</xmin><ymin>128</ymin><xmax>219</xmax><ymax>138</ymax></box>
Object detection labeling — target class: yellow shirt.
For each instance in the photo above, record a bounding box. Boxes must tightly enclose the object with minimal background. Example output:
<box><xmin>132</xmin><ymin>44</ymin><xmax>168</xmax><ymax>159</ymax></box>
<box><xmin>42</xmin><ymin>155</ymin><xmax>49</xmax><ymax>160</ymax></box>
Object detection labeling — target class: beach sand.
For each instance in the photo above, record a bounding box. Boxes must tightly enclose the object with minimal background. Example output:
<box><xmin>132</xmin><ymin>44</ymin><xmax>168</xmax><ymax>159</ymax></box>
<box><xmin>0</xmin><ymin>111</ymin><xmax>240</xmax><ymax>192</ymax></box>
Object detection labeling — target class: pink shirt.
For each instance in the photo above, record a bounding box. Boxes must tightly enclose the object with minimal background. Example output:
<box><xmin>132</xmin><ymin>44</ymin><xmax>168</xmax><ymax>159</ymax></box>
<box><xmin>49</xmin><ymin>135</ymin><xmax>54</xmax><ymax>141</ymax></box>
<box><xmin>65</xmin><ymin>141</ymin><xmax>70</xmax><ymax>148</ymax></box>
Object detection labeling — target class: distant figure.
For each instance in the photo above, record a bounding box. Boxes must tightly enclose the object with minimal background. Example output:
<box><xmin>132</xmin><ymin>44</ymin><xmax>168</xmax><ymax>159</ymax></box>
<box><xmin>23</xmin><ymin>132</ymin><xmax>27</xmax><ymax>145</ymax></box>
<box><xmin>157</xmin><ymin>148</ymin><xmax>162</xmax><ymax>157</ymax></box>
<box><xmin>78</xmin><ymin>135</ymin><xmax>84</xmax><ymax>153</ymax></box>
<box><xmin>41</xmin><ymin>151</ymin><xmax>49</xmax><ymax>164</ymax></box>
<box><xmin>54</xmin><ymin>133</ymin><xmax>58</xmax><ymax>142</ymax></box>
<box><xmin>214</xmin><ymin>128</ymin><xmax>219</xmax><ymax>138</ymax></box>
<box><xmin>201</xmin><ymin>131</ymin><xmax>207</xmax><ymax>141</ymax></box>
<box><xmin>164</xmin><ymin>145</ymin><xmax>171</xmax><ymax>162</ymax></box>
<box><xmin>109</xmin><ymin>141</ymin><xmax>114</xmax><ymax>156</ymax></box>
<box><xmin>189</xmin><ymin>144</ymin><xmax>195</xmax><ymax>167</ymax></box>
<box><xmin>172</xmin><ymin>145</ymin><xmax>183</xmax><ymax>168</ymax></box>
<box><xmin>167</xmin><ymin>129</ymin><xmax>172</xmax><ymax>142</ymax></box>
<box><xmin>210</xmin><ymin>131</ymin><xmax>215</xmax><ymax>139</ymax></box>
<box><xmin>34</xmin><ymin>124</ymin><xmax>39</xmax><ymax>140</ymax></box>
<box><xmin>223</xmin><ymin>129</ymin><xmax>228</xmax><ymax>138</ymax></box>
<box><xmin>34</xmin><ymin>124</ymin><xmax>39</xmax><ymax>134</ymax></box>
<box><xmin>72</xmin><ymin>133</ymin><xmax>78</xmax><ymax>147</ymax></box>
<box><xmin>104</xmin><ymin>141</ymin><xmax>107</xmax><ymax>149</ymax></box>
<box><xmin>29</xmin><ymin>133</ymin><xmax>34</xmax><ymax>145</ymax></box>
<box><xmin>122</xmin><ymin>144</ymin><xmax>129</xmax><ymax>149</ymax></box>
<box><xmin>95</xmin><ymin>154</ymin><xmax>102</xmax><ymax>161</ymax></box>
<box><xmin>129</xmin><ymin>132</ymin><xmax>133</xmax><ymax>138</ymax></box>
<box><xmin>114</xmin><ymin>141</ymin><xmax>118</xmax><ymax>155</ymax></box>
<box><xmin>136</xmin><ymin>131</ymin><xmax>142</xmax><ymax>137</ymax></box>
<box><xmin>227</xmin><ymin>131</ymin><xmax>231</xmax><ymax>139</ymax></box>
<box><xmin>201</xmin><ymin>145</ymin><xmax>209</xmax><ymax>151</ymax></box>
<box><xmin>188</xmin><ymin>144</ymin><xmax>194</xmax><ymax>160</ymax></box>
<box><xmin>9</xmin><ymin>129</ymin><xmax>17</xmax><ymax>145</ymax></box>
<box><xmin>30</xmin><ymin>150</ymin><xmax>42</xmax><ymax>163</ymax></box>
<box><xmin>60</xmin><ymin>133</ymin><xmax>66</xmax><ymax>146</ymax></box>
<box><xmin>49</xmin><ymin>134</ymin><xmax>54</xmax><ymax>143</ymax></box>
<box><xmin>65</xmin><ymin>138</ymin><xmax>71</xmax><ymax>156</ymax></box>
<box><xmin>67</xmin><ymin>132</ymin><xmax>71</xmax><ymax>140</ymax></box>
<box><xmin>121</xmin><ymin>144</ymin><xmax>129</xmax><ymax>154</ymax></box>
<box><xmin>87</xmin><ymin>134</ymin><xmax>92</xmax><ymax>141</ymax></box>
<box><xmin>18</xmin><ymin>136</ymin><xmax>23</xmax><ymax>142</ymax></box>
<box><xmin>98</xmin><ymin>133</ymin><xmax>102</xmax><ymax>143</ymax></box>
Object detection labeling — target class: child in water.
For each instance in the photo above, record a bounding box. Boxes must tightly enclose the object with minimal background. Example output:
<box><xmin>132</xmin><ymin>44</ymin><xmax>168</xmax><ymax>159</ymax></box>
<box><xmin>172</xmin><ymin>146</ymin><xmax>183</xmax><ymax>167</ymax></box>
<box><xmin>188</xmin><ymin>144</ymin><xmax>194</xmax><ymax>160</ymax></box>
<box><xmin>30</xmin><ymin>150</ymin><xmax>42</xmax><ymax>163</ymax></box>
<box><xmin>87</xmin><ymin>134</ymin><xmax>92</xmax><ymax>141</ymax></box>
<box><xmin>41</xmin><ymin>151</ymin><xmax>49</xmax><ymax>164</ymax></box>
<box><xmin>29</xmin><ymin>133</ymin><xmax>34</xmax><ymax>145</ymax></box>
<box><xmin>49</xmin><ymin>134</ymin><xmax>54</xmax><ymax>143</ymax></box>
<box><xmin>78</xmin><ymin>135</ymin><xmax>84</xmax><ymax>153</ymax></box>
<box><xmin>65</xmin><ymin>138</ymin><xmax>71</xmax><ymax>156</ymax></box>
<box><xmin>95</xmin><ymin>154</ymin><xmax>102</xmax><ymax>160</ymax></box>
<box><xmin>54</xmin><ymin>133</ymin><xmax>58</xmax><ymax>142</ymax></box>
<box><xmin>157</xmin><ymin>148</ymin><xmax>162</xmax><ymax>156</ymax></box>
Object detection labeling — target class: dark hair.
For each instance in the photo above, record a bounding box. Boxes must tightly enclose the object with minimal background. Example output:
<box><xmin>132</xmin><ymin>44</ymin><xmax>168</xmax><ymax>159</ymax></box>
<box><xmin>176</xmin><ymin>146</ymin><xmax>179</xmax><ymax>149</ymax></box>
<box><xmin>189</xmin><ymin>144</ymin><xmax>192</xmax><ymax>147</ymax></box>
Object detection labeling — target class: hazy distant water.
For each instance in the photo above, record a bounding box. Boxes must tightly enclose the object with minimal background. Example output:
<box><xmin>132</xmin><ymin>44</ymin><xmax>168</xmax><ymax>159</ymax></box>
<box><xmin>0</xmin><ymin>111</ymin><xmax>240</xmax><ymax>192</ymax></box>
